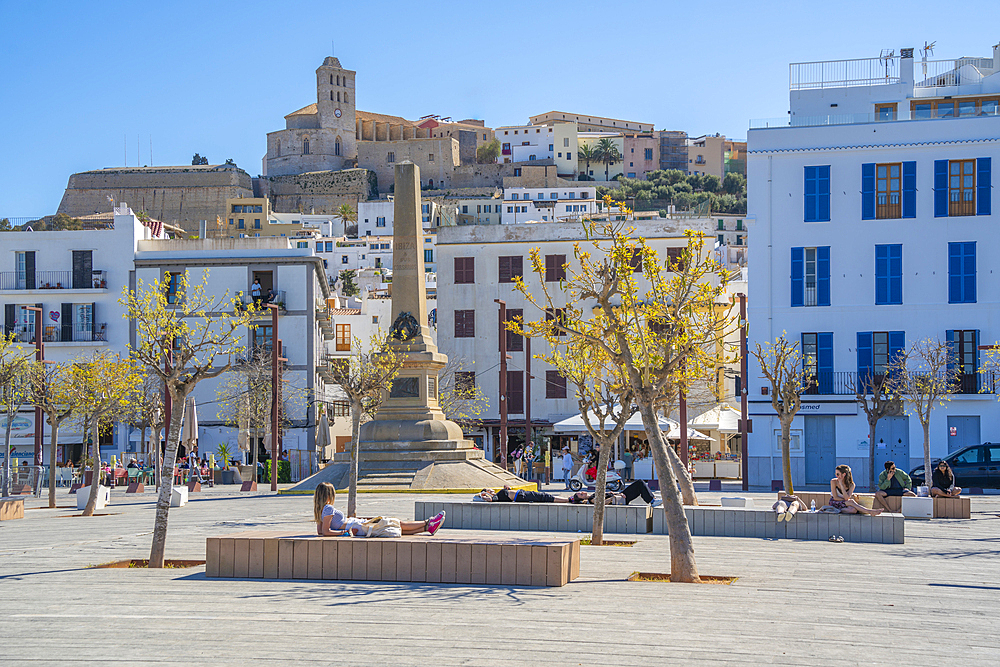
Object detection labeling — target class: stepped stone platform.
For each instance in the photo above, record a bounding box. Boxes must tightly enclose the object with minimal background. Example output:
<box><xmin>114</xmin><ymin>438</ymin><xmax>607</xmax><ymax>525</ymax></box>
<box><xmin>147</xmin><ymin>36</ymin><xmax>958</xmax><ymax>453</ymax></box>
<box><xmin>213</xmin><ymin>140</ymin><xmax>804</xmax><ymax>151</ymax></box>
<box><xmin>285</xmin><ymin>457</ymin><xmax>527</xmax><ymax>494</ymax></box>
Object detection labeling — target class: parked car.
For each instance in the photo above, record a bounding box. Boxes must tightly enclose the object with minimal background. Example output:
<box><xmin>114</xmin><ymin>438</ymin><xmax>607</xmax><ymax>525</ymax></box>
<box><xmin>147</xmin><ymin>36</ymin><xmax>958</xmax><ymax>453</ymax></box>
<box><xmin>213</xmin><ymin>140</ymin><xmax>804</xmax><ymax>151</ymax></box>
<box><xmin>910</xmin><ymin>443</ymin><xmax>1000</xmax><ymax>489</ymax></box>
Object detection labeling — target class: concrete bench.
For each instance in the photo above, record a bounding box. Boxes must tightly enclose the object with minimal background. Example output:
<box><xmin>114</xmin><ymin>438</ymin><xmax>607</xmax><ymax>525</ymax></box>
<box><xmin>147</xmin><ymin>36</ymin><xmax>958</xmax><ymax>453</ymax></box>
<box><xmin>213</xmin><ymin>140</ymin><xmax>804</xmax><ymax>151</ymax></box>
<box><xmin>0</xmin><ymin>497</ymin><xmax>25</xmax><ymax>521</ymax></box>
<box><xmin>205</xmin><ymin>531</ymin><xmax>580</xmax><ymax>587</ymax></box>
<box><xmin>779</xmin><ymin>491</ymin><xmax>970</xmax><ymax>519</ymax></box>
<box><xmin>651</xmin><ymin>505</ymin><xmax>904</xmax><ymax>543</ymax></box>
<box><xmin>414</xmin><ymin>501</ymin><xmax>653</xmax><ymax>534</ymax></box>
<box><xmin>171</xmin><ymin>486</ymin><xmax>188</xmax><ymax>507</ymax></box>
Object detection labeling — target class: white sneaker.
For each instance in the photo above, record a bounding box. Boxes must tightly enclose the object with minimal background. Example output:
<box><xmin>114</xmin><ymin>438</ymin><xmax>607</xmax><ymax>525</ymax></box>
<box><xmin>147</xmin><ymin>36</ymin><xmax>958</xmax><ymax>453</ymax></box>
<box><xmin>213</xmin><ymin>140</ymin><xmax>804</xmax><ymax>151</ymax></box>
<box><xmin>651</xmin><ymin>498</ymin><xmax>662</xmax><ymax>508</ymax></box>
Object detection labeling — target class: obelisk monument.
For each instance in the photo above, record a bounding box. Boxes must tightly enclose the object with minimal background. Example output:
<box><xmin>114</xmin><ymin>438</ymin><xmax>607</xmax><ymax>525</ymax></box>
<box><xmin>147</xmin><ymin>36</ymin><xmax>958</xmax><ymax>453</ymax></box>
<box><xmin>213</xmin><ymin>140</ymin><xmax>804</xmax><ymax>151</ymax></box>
<box><xmin>293</xmin><ymin>161</ymin><xmax>525</xmax><ymax>491</ymax></box>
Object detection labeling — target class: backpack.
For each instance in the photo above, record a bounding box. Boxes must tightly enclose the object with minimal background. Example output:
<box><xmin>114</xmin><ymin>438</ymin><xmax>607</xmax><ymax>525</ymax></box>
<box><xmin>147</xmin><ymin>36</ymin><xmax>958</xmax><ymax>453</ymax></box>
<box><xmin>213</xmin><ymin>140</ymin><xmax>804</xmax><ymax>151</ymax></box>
<box><xmin>361</xmin><ymin>516</ymin><xmax>402</xmax><ymax>538</ymax></box>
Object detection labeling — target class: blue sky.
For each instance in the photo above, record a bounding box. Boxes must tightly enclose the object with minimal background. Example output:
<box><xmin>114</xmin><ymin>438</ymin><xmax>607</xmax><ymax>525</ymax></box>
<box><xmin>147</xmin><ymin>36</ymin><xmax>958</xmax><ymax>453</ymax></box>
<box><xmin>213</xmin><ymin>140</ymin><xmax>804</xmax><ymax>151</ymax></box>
<box><xmin>1</xmin><ymin>0</ymin><xmax>996</xmax><ymax>215</ymax></box>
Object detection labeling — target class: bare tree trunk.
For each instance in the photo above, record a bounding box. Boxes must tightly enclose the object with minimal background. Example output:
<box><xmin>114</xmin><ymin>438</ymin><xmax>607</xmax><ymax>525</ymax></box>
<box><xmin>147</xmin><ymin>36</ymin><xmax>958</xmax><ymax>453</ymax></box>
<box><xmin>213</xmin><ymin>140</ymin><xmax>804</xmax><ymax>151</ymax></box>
<box><xmin>921</xmin><ymin>419</ymin><xmax>931</xmax><ymax>494</ymax></box>
<box><xmin>867</xmin><ymin>418</ymin><xmax>878</xmax><ymax>493</ymax></box>
<box><xmin>664</xmin><ymin>439</ymin><xmax>698</xmax><ymax>506</ymax></box>
<box><xmin>2</xmin><ymin>420</ymin><xmax>12</xmax><ymax>497</ymax></box>
<box><xmin>638</xmin><ymin>401</ymin><xmax>700</xmax><ymax>583</ymax></box>
<box><xmin>83</xmin><ymin>416</ymin><xmax>101</xmax><ymax>516</ymax></box>
<box><xmin>591</xmin><ymin>436</ymin><xmax>614</xmax><ymax>546</ymax></box>
<box><xmin>347</xmin><ymin>399</ymin><xmax>362</xmax><ymax>518</ymax></box>
<box><xmin>149</xmin><ymin>394</ymin><xmax>186</xmax><ymax>568</ymax></box>
<box><xmin>48</xmin><ymin>418</ymin><xmax>60</xmax><ymax>508</ymax></box>
<box><xmin>780</xmin><ymin>417</ymin><xmax>794</xmax><ymax>495</ymax></box>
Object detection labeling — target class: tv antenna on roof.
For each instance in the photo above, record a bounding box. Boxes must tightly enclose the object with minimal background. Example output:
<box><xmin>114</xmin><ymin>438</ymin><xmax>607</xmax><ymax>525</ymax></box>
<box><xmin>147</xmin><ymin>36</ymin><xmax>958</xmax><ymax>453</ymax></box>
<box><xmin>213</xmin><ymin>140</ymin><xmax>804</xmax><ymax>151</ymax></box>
<box><xmin>920</xmin><ymin>41</ymin><xmax>936</xmax><ymax>79</ymax></box>
<box><xmin>879</xmin><ymin>49</ymin><xmax>896</xmax><ymax>80</ymax></box>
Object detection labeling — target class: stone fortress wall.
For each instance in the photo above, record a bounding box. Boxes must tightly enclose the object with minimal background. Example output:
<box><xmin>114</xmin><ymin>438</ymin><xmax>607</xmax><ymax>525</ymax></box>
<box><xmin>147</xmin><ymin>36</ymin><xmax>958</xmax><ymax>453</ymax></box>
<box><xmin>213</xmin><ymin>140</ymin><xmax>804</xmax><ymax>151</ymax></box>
<box><xmin>57</xmin><ymin>165</ymin><xmax>253</xmax><ymax>233</ymax></box>
<box><xmin>258</xmin><ymin>168</ymin><xmax>376</xmax><ymax>214</ymax></box>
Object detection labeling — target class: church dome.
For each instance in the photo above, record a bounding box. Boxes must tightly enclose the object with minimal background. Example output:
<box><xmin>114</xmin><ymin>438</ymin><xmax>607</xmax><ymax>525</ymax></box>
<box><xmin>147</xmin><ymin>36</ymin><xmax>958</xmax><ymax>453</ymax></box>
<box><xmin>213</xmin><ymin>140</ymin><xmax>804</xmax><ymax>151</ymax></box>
<box><xmin>322</xmin><ymin>56</ymin><xmax>342</xmax><ymax>68</ymax></box>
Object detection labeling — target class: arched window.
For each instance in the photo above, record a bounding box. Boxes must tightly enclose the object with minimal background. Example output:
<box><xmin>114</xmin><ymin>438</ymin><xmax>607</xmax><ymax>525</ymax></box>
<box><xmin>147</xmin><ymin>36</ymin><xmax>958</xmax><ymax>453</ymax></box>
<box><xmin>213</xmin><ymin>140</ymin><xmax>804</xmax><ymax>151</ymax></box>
<box><xmin>303</xmin><ymin>139</ymin><xmax>310</xmax><ymax>155</ymax></box>
<box><xmin>344</xmin><ymin>93</ymin><xmax>349</xmax><ymax>104</ymax></box>
<box><xmin>428</xmin><ymin>179</ymin><xmax>434</xmax><ymax>188</ymax></box>
<box><xmin>336</xmin><ymin>75</ymin><xmax>340</xmax><ymax>86</ymax></box>
<box><xmin>337</xmin><ymin>92</ymin><xmax>340</xmax><ymax>102</ymax></box>
<box><xmin>330</xmin><ymin>91</ymin><xmax>334</xmax><ymax>101</ymax></box>
<box><xmin>330</xmin><ymin>74</ymin><xmax>333</xmax><ymax>84</ymax></box>
<box><xmin>335</xmin><ymin>137</ymin><xmax>341</xmax><ymax>156</ymax></box>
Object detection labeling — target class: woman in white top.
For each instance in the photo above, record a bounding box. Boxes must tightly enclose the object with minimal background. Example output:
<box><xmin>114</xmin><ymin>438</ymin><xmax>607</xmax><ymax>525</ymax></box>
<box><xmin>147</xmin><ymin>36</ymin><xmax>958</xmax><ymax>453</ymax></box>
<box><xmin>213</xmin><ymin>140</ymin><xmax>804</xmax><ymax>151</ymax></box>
<box><xmin>313</xmin><ymin>483</ymin><xmax>445</xmax><ymax>536</ymax></box>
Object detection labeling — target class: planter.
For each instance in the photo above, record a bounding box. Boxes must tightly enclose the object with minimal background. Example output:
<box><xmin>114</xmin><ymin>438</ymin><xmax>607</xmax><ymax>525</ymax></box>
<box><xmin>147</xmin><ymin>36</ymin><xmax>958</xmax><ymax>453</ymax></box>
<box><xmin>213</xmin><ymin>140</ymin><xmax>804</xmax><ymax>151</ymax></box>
<box><xmin>214</xmin><ymin>470</ymin><xmax>238</xmax><ymax>485</ymax></box>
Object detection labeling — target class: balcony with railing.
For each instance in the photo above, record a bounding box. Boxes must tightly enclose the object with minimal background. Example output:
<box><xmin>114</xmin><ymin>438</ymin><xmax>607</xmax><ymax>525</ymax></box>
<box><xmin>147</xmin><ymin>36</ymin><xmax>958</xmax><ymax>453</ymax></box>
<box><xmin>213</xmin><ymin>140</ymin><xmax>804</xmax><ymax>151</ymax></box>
<box><xmin>799</xmin><ymin>371</ymin><xmax>998</xmax><ymax>396</ymax></box>
<box><xmin>11</xmin><ymin>322</ymin><xmax>108</xmax><ymax>344</ymax></box>
<box><xmin>240</xmin><ymin>290</ymin><xmax>287</xmax><ymax>311</ymax></box>
<box><xmin>0</xmin><ymin>270</ymin><xmax>107</xmax><ymax>291</ymax></box>
<box><xmin>790</xmin><ymin>57</ymin><xmax>901</xmax><ymax>90</ymax></box>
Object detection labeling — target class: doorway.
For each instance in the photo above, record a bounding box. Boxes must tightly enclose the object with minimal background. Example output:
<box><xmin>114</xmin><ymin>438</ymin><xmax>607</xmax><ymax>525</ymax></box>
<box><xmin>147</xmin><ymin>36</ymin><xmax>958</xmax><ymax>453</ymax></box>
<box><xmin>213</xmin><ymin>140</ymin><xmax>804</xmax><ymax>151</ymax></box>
<box><xmin>947</xmin><ymin>415</ymin><xmax>980</xmax><ymax>453</ymax></box>
<box><xmin>873</xmin><ymin>416</ymin><xmax>909</xmax><ymax>472</ymax></box>
<box><xmin>804</xmin><ymin>415</ymin><xmax>836</xmax><ymax>485</ymax></box>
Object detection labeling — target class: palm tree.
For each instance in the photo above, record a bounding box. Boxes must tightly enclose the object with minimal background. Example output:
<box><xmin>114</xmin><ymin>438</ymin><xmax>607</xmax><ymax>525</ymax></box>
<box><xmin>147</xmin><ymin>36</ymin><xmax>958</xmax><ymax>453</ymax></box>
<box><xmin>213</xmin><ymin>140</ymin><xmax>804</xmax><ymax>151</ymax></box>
<box><xmin>595</xmin><ymin>138</ymin><xmax>623</xmax><ymax>182</ymax></box>
<box><xmin>578</xmin><ymin>144</ymin><xmax>597</xmax><ymax>180</ymax></box>
<box><xmin>337</xmin><ymin>203</ymin><xmax>358</xmax><ymax>237</ymax></box>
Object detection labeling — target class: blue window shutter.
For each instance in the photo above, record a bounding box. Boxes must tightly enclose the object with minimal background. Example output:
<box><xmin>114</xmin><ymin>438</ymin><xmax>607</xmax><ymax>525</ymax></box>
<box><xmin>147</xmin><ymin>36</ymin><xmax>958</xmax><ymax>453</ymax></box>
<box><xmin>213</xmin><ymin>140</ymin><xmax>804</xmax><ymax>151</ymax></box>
<box><xmin>861</xmin><ymin>163</ymin><xmax>876</xmax><ymax>220</ymax></box>
<box><xmin>817</xmin><ymin>332</ymin><xmax>834</xmax><ymax>394</ymax></box>
<box><xmin>964</xmin><ymin>241</ymin><xmax>976</xmax><ymax>303</ymax></box>
<box><xmin>875</xmin><ymin>245</ymin><xmax>889</xmax><ymax>305</ymax></box>
<box><xmin>791</xmin><ymin>247</ymin><xmax>804</xmax><ymax>307</ymax></box>
<box><xmin>857</xmin><ymin>332</ymin><xmax>873</xmax><ymax>383</ymax></box>
<box><xmin>934</xmin><ymin>160</ymin><xmax>949</xmax><ymax>217</ymax></box>
<box><xmin>889</xmin><ymin>331</ymin><xmax>905</xmax><ymax>366</ymax></box>
<box><xmin>977</xmin><ymin>157</ymin><xmax>991</xmax><ymax>215</ymax></box>
<box><xmin>818</xmin><ymin>166</ymin><xmax>831</xmax><ymax>221</ymax></box>
<box><xmin>902</xmin><ymin>161</ymin><xmax>917</xmax><ymax>218</ymax></box>
<box><xmin>804</xmin><ymin>167</ymin><xmax>817</xmax><ymax>222</ymax></box>
<box><xmin>889</xmin><ymin>244</ymin><xmax>902</xmax><ymax>304</ymax></box>
<box><xmin>945</xmin><ymin>329</ymin><xmax>956</xmax><ymax>374</ymax></box>
<box><xmin>948</xmin><ymin>242</ymin><xmax>962</xmax><ymax>303</ymax></box>
<box><xmin>817</xmin><ymin>246</ymin><xmax>831</xmax><ymax>306</ymax></box>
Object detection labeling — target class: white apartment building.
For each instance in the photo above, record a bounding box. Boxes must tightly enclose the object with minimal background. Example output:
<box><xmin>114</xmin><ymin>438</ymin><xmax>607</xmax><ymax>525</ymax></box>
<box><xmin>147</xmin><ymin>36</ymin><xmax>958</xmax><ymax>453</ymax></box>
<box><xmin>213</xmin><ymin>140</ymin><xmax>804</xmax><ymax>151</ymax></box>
<box><xmin>0</xmin><ymin>205</ymin><xmax>166</xmax><ymax>466</ymax></box>
<box><xmin>437</xmin><ymin>220</ymin><xmax>721</xmax><ymax>469</ymax></box>
<box><xmin>746</xmin><ymin>44</ymin><xmax>1000</xmax><ymax>489</ymax></box>
<box><xmin>357</xmin><ymin>200</ymin><xmax>394</xmax><ymax>237</ymax></box>
<box><xmin>500</xmin><ymin>186</ymin><xmax>596</xmax><ymax>224</ymax></box>
<box><xmin>497</xmin><ymin>122</ymin><xmax>578</xmax><ymax>178</ymax></box>
<box><xmin>132</xmin><ymin>236</ymin><xmax>332</xmax><ymax>480</ymax></box>
<box><xmin>315</xmin><ymin>233</ymin><xmax>438</xmax><ymax>288</ymax></box>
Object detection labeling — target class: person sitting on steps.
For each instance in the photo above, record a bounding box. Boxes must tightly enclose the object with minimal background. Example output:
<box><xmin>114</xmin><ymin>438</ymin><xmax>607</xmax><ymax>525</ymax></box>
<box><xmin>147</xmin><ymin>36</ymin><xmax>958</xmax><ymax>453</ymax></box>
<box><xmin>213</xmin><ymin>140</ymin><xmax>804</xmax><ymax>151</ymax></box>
<box><xmin>874</xmin><ymin>460</ymin><xmax>916</xmax><ymax>509</ymax></box>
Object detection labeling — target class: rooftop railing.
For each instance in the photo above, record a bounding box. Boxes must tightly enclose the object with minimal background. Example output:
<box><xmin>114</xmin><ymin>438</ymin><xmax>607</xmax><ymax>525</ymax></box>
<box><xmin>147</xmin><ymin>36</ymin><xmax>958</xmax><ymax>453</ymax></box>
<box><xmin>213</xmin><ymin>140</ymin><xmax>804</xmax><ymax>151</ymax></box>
<box><xmin>750</xmin><ymin>104</ymin><xmax>1000</xmax><ymax>129</ymax></box>
<box><xmin>790</xmin><ymin>57</ymin><xmax>900</xmax><ymax>90</ymax></box>
<box><xmin>916</xmin><ymin>57</ymin><xmax>995</xmax><ymax>88</ymax></box>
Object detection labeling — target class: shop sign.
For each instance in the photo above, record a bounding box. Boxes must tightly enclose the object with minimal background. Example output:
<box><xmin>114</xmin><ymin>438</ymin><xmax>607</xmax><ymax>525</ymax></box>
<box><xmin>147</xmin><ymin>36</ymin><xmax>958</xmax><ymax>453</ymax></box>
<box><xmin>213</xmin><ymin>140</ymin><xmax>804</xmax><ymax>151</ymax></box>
<box><xmin>749</xmin><ymin>401</ymin><xmax>858</xmax><ymax>416</ymax></box>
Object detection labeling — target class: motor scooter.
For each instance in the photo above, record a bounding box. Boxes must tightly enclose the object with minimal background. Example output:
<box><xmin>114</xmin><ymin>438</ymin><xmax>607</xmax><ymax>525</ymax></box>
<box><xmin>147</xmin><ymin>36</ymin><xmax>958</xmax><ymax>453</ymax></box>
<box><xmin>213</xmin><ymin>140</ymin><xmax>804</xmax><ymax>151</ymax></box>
<box><xmin>568</xmin><ymin>462</ymin><xmax>624</xmax><ymax>492</ymax></box>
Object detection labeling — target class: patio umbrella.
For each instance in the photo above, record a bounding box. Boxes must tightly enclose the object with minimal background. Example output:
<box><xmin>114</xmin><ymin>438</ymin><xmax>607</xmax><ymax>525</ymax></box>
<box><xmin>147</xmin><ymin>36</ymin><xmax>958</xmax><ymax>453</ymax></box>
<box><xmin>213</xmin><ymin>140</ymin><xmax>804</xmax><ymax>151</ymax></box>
<box><xmin>316</xmin><ymin>411</ymin><xmax>331</xmax><ymax>458</ymax></box>
<box><xmin>552</xmin><ymin>406</ymin><xmax>672</xmax><ymax>433</ymax></box>
<box><xmin>181</xmin><ymin>396</ymin><xmax>199</xmax><ymax>455</ymax></box>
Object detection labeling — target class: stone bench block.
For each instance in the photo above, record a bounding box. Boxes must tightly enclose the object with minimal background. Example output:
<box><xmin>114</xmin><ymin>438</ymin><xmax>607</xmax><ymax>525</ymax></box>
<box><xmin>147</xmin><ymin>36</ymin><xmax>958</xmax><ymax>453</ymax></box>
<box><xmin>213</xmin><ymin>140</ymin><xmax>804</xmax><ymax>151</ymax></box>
<box><xmin>651</xmin><ymin>505</ymin><xmax>903</xmax><ymax>544</ymax></box>
<box><xmin>76</xmin><ymin>485</ymin><xmax>110</xmax><ymax>511</ymax></box>
<box><xmin>414</xmin><ymin>501</ymin><xmax>652</xmax><ymax>534</ymax></box>
<box><xmin>0</xmin><ymin>497</ymin><xmax>25</xmax><ymax>521</ymax></box>
<box><xmin>171</xmin><ymin>485</ymin><xmax>188</xmax><ymax>507</ymax></box>
<box><xmin>205</xmin><ymin>532</ymin><xmax>580</xmax><ymax>587</ymax></box>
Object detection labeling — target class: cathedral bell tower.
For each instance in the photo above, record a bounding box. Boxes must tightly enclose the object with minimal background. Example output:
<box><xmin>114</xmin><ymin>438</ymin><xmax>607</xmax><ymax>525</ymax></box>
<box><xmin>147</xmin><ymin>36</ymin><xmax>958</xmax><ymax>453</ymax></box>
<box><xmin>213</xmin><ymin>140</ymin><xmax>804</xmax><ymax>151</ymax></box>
<box><xmin>316</xmin><ymin>57</ymin><xmax>357</xmax><ymax>164</ymax></box>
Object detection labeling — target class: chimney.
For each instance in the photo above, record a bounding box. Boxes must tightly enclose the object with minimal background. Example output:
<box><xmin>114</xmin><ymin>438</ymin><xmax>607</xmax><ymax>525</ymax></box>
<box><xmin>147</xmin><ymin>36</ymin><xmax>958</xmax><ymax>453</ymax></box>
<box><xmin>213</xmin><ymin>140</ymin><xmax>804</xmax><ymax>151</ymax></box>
<box><xmin>900</xmin><ymin>47</ymin><xmax>915</xmax><ymax>86</ymax></box>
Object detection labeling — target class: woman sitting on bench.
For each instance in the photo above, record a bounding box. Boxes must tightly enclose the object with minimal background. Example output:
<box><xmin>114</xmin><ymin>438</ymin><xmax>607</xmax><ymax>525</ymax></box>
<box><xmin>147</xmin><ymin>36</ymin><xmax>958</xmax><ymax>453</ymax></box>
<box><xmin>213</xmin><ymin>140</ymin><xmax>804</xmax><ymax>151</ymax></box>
<box><xmin>830</xmin><ymin>465</ymin><xmax>883</xmax><ymax>515</ymax></box>
<box><xmin>314</xmin><ymin>483</ymin><xmax>445</xmax><ymax>536</ymax></box>
<box><xmin>931</xmin><ymin>460</ymin><xmax>962</xmax><ymax>498</ymax></box>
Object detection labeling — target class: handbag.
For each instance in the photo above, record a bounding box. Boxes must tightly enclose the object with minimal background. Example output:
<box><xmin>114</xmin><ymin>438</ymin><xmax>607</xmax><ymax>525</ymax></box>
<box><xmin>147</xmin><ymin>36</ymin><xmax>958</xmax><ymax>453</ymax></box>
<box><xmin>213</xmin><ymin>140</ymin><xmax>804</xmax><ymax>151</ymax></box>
<box><xmin>361</xmin><ymin>516</ymin><xmax>402</xmax><ymax>538</ymax></box>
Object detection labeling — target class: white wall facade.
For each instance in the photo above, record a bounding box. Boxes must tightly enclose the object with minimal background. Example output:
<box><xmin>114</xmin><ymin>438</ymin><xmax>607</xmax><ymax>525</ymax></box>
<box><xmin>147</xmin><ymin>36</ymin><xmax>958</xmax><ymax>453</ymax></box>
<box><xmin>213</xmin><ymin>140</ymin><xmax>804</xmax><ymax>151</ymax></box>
<box><xmin>500</xmin><ymin>186</ymin><xmax>596</xmax><ymax>224</ymax></box>
<box><xmin>747</xmin><ymin>99</ymin><xmax>1000</xmax><ymax>489</ymax></box>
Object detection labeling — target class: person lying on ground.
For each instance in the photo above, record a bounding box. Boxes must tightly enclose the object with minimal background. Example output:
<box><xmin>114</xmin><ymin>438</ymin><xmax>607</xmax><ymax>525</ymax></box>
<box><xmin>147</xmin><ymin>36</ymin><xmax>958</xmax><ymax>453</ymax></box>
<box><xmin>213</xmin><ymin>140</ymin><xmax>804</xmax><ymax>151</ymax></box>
<box><xmin>478</xmin><ymin>485</ymin><xmax>571</xmax><ymax>503</ymax></box>
<box><xmin>568</xmin><ymin>480</ymin><xmax>662</xmax><ymax>507</ymax></box>
<box><xmin>931</xmin><ymin>460</ymin><xmax>962</xmax><ymax>498</ymax></box>
<box><xmin>830</xmin><ymin>465</ymin><xmax>883</xmax><ymax>515</ymax></box>
<box><xmin>772</xmin><ymin>493</ymin><xmax>807</xmax><ymax>522</ymax></box>
<box><xmin>313</xmin><ymin>482</ymin><xmax>445</xmax><ymax>536</ymax></box>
